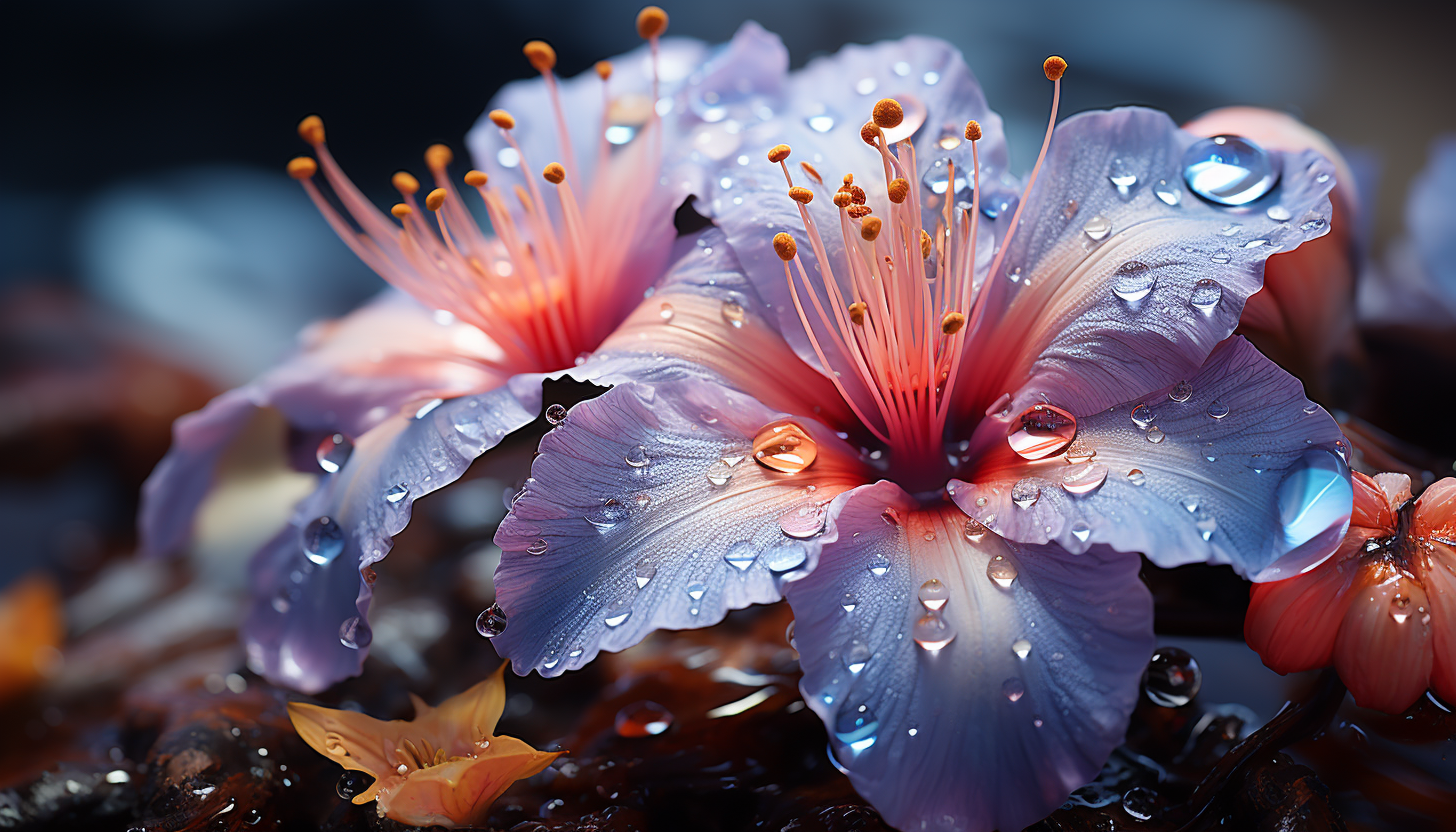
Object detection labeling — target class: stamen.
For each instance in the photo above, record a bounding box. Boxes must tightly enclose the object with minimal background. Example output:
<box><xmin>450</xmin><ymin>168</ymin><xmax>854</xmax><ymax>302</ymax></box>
<box><xmin>391</xmin><ymin>203</ymin><xmax>412</xmax><ymax>219</ymax></box>
<box><xmin>595</xmin><ymin>60</ymin><xmax>613</xmax><ymax>80</ymax></box>
<box><xmin>871</xmin><ymin>98</ymin><xmax>904</xmax><ymax>129</ymax></box>
<box><xmin>848</xmin><ymin>302</ymin><xmax>868</xmax><ymax>324</ymax></box>
<box><xmin>524</xmin><ymin>40</ymin><xmax>557</xmax><ymax>72</ymax></box>
<box><xmin>543</xmin><ymin>162</ymin><xmax>567</xmax><ymax>184</ymax></box>
<box><xmin>887</xmin><ymin>178</ymin><xmax>909</xmax><ymax>204</ymax></box>
<box><xmin>773</xmin><ymin>232</ymin><xmax>798</xmax><ymax>261</ymax></box>
<box><xmin>298</xmin><ymin>115</ymin><xmax>325</xmax><ymax>144</ymax></box>
<box><xmin>489</xmin><ymin>109</ymin><xmax>516</xmax><ymax>129</ymax></box>
<box><xmin>941</xmin><ymin>312</ymin><xmax>965</xmax><ymax>334</ymax></box>
<box><xmin>392</xmin><ymin>171</ymin><xmax>421</xmax><ymax>195</ymax></box>
<box><xmin>789</xmin><ymin>186</ymin><xmax>814</xmax><ymax>204</ymax></box>
<box><xmin>799</xmin><ymin>161</ymin><xmax>823</xmax><ymax>184</ymax></box>
<box><xmin>635</xmin><ymin>6</ymin><xmax>669</xmax><ymax>39</ymax></box>
<box><xmin>425</xmin><ymin>188</ymin><xmax>448</xmax><ymax>212</ymax></box>
<box><xmin>860</xmin><ymin>121</ymin><xmax>882</xmax><ymax>146</ymax></box>
<box><xmin>463</xmin><ymin>170</ymin><xmax>488</xmax><ymax>188</ymax></box>
<box><xmin>287</xmin><ymin>157</ymin><xmax>317</xmax><ymax>179</ymax></box>
<box><xmin>860</xmin><ymin>216</ymin><xmax>882</xmax><ymax>241</ymax></box>
<box><xmin>768</xmin><ymin>144</ymin><xmax>792</xmax><ymax>163</ymax></box>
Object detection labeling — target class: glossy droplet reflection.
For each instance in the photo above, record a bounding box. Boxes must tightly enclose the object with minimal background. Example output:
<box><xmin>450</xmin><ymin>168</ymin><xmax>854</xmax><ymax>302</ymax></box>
<box><xmin>1011</xmin><ymin>479</ymin><xmax>1041</xmax><ymax>509</ymax></box>
<box><xmin>918</xmin><ymin>578</ymin><xmax>949</xmax><ymax>611</ymax></box>
<box><xmin>1111</xmin><ymin>261</ymin><xmax>1156</xmax><ymax>303</ymax></box>
<box><xmin>302</xmin><ymin>517</ymin><xmax>344</xmax><ymax>565</ymax></box>
<box><xmin>913</xmin><ymin>613</ymin><xmax>956</xmax><ymax>651</ymax></box>
<box><xmin>753</xmin><ymin>420</ymin><xmax>818</xmax><ymax>473</ymax></box>
<box><xmin>1061</xmin><ymin>463</ymin><xmax>1108</xmax><ymax>495</ymax></box>
<box><xmin>1263</xmin><ymin>449</ymin><xmax>1353</xmax><ymax>579</ymax></box>
<box><xmin>339</xmin><ymin>616</ymin><xmax>369</xmax><ymax>650</ymax></box>
<box><xmin>545</xmin><ymin>403</ymin><xmax>567</xmax><ymax>425</ymax></box>
<box><xmin>316</xmin><ymin>433</ymin><xmax>354</xmax><ymax>473</ymax></box>
<box><xmin>615</xmin><ymin>701</ymin><xmax>674</xmax><ymax>737</ymax></box>
<box><xmin>1144</xmin><ymin>646</ymin><xmax>1202</xmax><ymax>707</ymax></box>
<box><xmin>721</xmin><ymin>300</ymin><xmax>746</xmax><ymax>328</ymax></box>
<box><xmin>834</xmin><ymin>704</ymin><xmax>880</xmax><ymax>753</ymax></box>
<box><xmin>475</xmin><ymin>603</ymin><xmax>507</xmax><ymax>637</ymax></box>
<box><xmin>987</xmin><ymin>556</ymin><xmax>1017</xmax><ymax>589</ymax></box>
<box><xmin>337</xmin><ymin>771</ymin><xmax>374</xmax><ymax>801</ymax></box>
<box><xmin>1181</xmin><ymin>135</ymin><xmax>1280</xmax><ymax>206</ymax></box>
<box><xmin>1190</xmin><ymin>279</ymin><xmax>1223</xmax><ymax>314</ymax></box>
<box><xmin>1007</xmin><ymin>404</ymin><xmax>1078</xmax><ymax>460</ymax></box>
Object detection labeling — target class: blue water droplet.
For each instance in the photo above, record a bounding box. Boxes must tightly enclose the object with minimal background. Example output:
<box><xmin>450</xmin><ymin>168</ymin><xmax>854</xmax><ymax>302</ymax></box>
<box><xmin>1181</xmin><ymin>135</ymin><xmax>1280</xmax><ymax>206</ymax></box>
<box><xmin>384</xmin><ymin>483</ymin><xmax>409</xmax><ymax>504</ymax></box>
<box><xmin>833</xmin><ymin>703</ymin><xmax>879</xmax><ymax>753</ymax></box>
<box><xmin>301</xmin><ymin>517</ymin><xmax>344</xmax><ymax>565</ymax></box>
<box><xmin>724</xmin><ymin>542</ymin><xmax>758</xmax><ymax>571</ymax></box>
<box><xmin>806</xmin><ymin>110</ymin><xmax>836</xmax><ymax>133</ymax></box>
<box><xmin>763</xmin><ymin>541</ymin><xmax>808</xmax><ymax>573</ymax></box>
<box><xmin>1259</xmin><ymin>449</ymin><xmax>1352</xmax><ymax>580</ymax></box>
<box><xmin>981</xmin><ymin>191</ymin><xmax>1018</xmax><ymax>219</ymax></box>
<box><xmin>920</xmin><ymin>158</ymin><xmax>970</xmax><ymax>205</ymax></box>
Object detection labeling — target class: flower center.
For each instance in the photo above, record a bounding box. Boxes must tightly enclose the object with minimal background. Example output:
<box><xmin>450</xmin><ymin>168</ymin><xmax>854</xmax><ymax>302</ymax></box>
<box><xmin>286</xmin><ymin>12</ymin><xmax>672</xmax><ymax>374</ymax></box>
<box><xmin>767</xmin><ymin>58</ymin><xmax>1067</xmax><ymax>482</ymax></box>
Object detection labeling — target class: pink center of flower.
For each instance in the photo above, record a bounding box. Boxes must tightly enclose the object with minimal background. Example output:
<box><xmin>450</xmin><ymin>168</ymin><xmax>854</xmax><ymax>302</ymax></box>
<box><xmin>768</xmin><ymin>58</ymin><xmax>1067</xmax><ymax>480</ymax></box>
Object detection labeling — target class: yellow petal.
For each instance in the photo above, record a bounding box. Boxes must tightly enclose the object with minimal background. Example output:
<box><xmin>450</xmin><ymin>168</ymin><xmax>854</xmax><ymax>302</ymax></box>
<box><xmin>287</xmin><ymin>701</ymin><xmax>410</xmax><ymax>778</ymax></box>
<box><xmin>410</xmin><ymin>663</ymin><xmax>508</xmax><ymax>743</ymax></box>
<box><xmin>379</xmin><ymin>738</ymin><xmax>562</xmax><ymax>827</ymax></box>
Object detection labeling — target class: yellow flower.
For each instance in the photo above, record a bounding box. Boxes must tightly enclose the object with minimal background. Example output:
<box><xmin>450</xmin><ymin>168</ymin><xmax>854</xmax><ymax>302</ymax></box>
<box><xmin>288</xmin><ymin>665</ymin><xmax>560</xmax><ymax>827</ymax></box>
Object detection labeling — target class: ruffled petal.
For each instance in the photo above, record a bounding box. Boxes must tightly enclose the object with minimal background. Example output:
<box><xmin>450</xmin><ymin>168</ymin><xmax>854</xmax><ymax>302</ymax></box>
<box><xmin>140</xmin><ymin>290</ymin><xmax>505</xmax><ymax>557</ymax></box>
<box><xmin>951</xmin><ymin>337</ymin><xmax>1351</xmax><ymax>580</ymax></box>
<box><xmin>954</xmin><ymin>107</ymin><xmax>1336</xmax><ymax>420</ymax></box>
<box><xmin>786</xmin><ymin>483</ymin><xmax>1152</xmax><ymax>832</ymax></box>
<box><xmin>491</xmin><ymin>375</ymin><xmax>870</xmax><ymax>677</ymax></box>
<box><xmin>383</xmin><ymin>738</ymin><xmax>560</xmax><ymax>827</ymax></box>
<box><xmin>244</xmin><ymin>380</ymin><xmax>541</xmax><ymax>693</ymax></box>
<box><xmin>1334</xmin><ymin>571</ymin><xmax>1433</xmax><ymax>713</ymax></box>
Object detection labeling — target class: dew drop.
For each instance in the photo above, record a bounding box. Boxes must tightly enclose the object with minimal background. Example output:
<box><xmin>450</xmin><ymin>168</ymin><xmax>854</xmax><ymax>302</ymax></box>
<box><xmin>1261</xmin><ymin>449</ymin><xmax>1353</xmax><ymax>580</ymax></box>
<box><xmin>918</xmin><ymin>578</ymin><xmax>950</xmax><ymax>611</ymax></box>
<box><xmin>1207</xmin><ymin>400</ymin><xmax>1229</xmax><ymax>419</ymax></box>
<box><xmin>1181</xmin><ymin>135</ymin><xmax>1280</xmax><ymax>206</ymax></box>
<box><xmin>385</xmin><ymin>483</ymin><xmax>409</xmax><ymax>504</ymax></box>
<box><xmin>913</xmin><ymin>613</ymin><xmax>956</xmax><ymax>651</ymax></box>
<box><xmin>1011</xmin><ymin>638</ymin><xmax>1032</xmax><ymax>659</ymax></box>
<box><xmin>724</xmin><ymin>541</ymin><xmax>758</xmax><ymax>571</ymax></box>
<box><xmin>1301</xmin><ymin>218</ymin><xmax>1327</xmax><ymax>233</ymax></box>
<box><xmin>1083</xmin><ymin>214</ymin><xmax>1112</xmax><ymax>241</ymax></box>
<box><xmin>603</xmin><ymin>598</ymin><xmax>633</xmax><ymax>628</ymax></box>
<box><xmin>337</xmin><ymin>771</ymin><xmax>373</xmax><ymax>801</ymax></box>
<box><xmin>840</xmin><ymin>592</ymin><xmax>858</xmax><ymax>612</ymax></box>
<box><xmin>1061</xmin><ymin>463</ymin><xmax>1108</xmax><ymax>496</ymax></box>
<box><xmin>1131</xmin><ymin>403</ymin><xmax>1156</xmax><ymax>429</ymax></box>
<box><xmin>752</xmin><ymin>420</ymin><xmax>818</xmax><ymax>473</ymax></box>
<box><xmin>1011</xmin><ymin>479</ymin><xmax>1041</xmax><ymax>509</ymax></box>
<box><xmin>634</xmin><ymin>560</ymin><xmax>657</xmax><ymax>589</ymax></box>
<box><xmin>779</xmin><ymin>504</ymin><xmax>827</xmax><ymax>539</ymax></box>
<box><xmin>1146</xmin><ymin>427</ymin><xmax>1166</xmax><ymax>444</ymax></box>
<box><xmin>721</xmin><ymin>300</ymin><xmax>746</xmax><ymax>328</ymax></box>
<box><xmin>1007</xmin><ymin>404</ymin><xmax>1078</xmax><ymax>460</ymax></box>
<box><xmin>526</xmin><ymin>538</ymin><xmax>549</xmax><ymax>556</ymax></box>
<box><xmin>763</xmin><ymin>540</ymin><xmax>809</xmax><ymax>572</ymax></box>
<box><xmin>615</xmin><ymin>701</ymin><xmax>674</xmax><ymax>737</ymax></box>
<box><xmin>963</xmin><ymin>518</ymin><xmax>988</xmax><ymax>542</ymax></box>
<box><xmin>585</xmin><ymin>499</ymin><xmax>632</xmax><ymax>531</ymax></box>
<box><xmin>1112</xmin><ymin>261</ymin><xmax>1156</xmax><ymax>303</ymax></box>
<box><xmin>339</xmin><ymin>616</ymin><xmax>369</xmax><ymax>649</ymax></box>
<box><xmin>986</xmin><ymin>556</ymin><xmax>1017</xmax><ymax>589</ymax></box>
<box><xmin>624</xmin><ymin>445</ymin><xmax>650</xmax><ymax>468</ymax></box>
<box><xmin>1144</xmin><ymin>646</ymin><xmax>1202</xmax><ymax>707</ymax></box>
<box><xmin>833</xmin><ymin>703</ymin><xmax>880</xmax><ymax>753</ymax></box>
<box><xmin>705</xmin><ymin>463</ymin><xmax>733</xmax><ymax>487</ymax></box>
<box><xmin>1002</xmin><ymin>677</ymin><xmax>1025</xmax><ymax>702</ymax></box>
<box><xmin>1108</xmin><ymin>157</ymin><xmax>1138</xmax><ymax>190</ymax></box>
<box><xmin>1169</xmin><ymin>380</ymin><xmax>1193</xmax><ymax>402</ymax></box>
<box><xmin>316</xmin><ymin>433</ymin><xmax>354</xmax><ymax>474</ymax></box>
<box><xmin>842</xmin><ymin>639</ymin><xmax>872</xmax><ymax>673</ymax></box>
<box><xmin>1265</xmin><ymin>204</ymin><xmax>1292</xmax><ymax>222</ymax></box>
<box><xmin>1190</xmin><ymin>279</ymin><xmax>1223</xmax><ymax>313</ymax></box>
<box><xmin>686</xmin><ymin>582</ymin><xmax>707</xmax><ymax>601</ymax></box>
<box><xmin>1153</xmin><ymin>178</ymin><xmax>1182</xmax><ymax>205</ymax></box>
<box><xmin>1126</xmin><ymin>468</ymin><xmax>1146</xmax><ymax>486</ymax></box>
<box><xmin>658</xmin><ymin>302</ymin><xmax>675</xmax><ymax>321</ymax></box>
<box><xmin>475</xmin><ymin>604</ymin><xmax>507</xmax><ymax>637</ymax></box>
<box><xmin>1070</xmin><ymin>521</ymin><xmax>1092</xmax><ymax>543</ymax></box>
<box><xmin>867</xmin><ymin>554</ymin><xmax>891</xmax><ymax>577</ymax></box>
<box><xmin>301</xmin><ymin>517</ymin><xmax>344</xmax><ymax>566</ymax></box>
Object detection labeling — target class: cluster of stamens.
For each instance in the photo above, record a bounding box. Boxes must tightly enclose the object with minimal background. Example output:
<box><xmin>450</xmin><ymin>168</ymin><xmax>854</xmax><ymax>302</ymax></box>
<box><xmin>768</xmin><ymin>57</ymin><xmax>1067</xmax><ymax>471</ymax></box>
<box><xmin>285</xmin><ymin>7</ymin><xmax>671</xmax><ymax>373</ymax></box>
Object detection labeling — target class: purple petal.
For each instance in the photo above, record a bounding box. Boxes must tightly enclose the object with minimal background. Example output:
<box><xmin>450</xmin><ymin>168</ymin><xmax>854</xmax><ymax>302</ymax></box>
<box><xmin>787</xmin><ymin>482</ymin><xmax>1152</xmax><ymax>832</ymax></box>
<box><xmin>955</xmin><ymin>106</ymin><xmax>1336</xmax><ymax>418</ymax></box>
<box><xmin>491</xmin><ymin>375</ymin><xmax>869</xmax><ymax>677</ymax></box>
<box><xmin>244</xmin><ymin>379</ymin><xmax>541</xmax><ymax>693</ymax></box>
<box><xmin>951</xmin><ymin>337</ymin><xmax>1351</xmax><ymax>581</ymax></box>
<box><xmin>139</xmin><ymin>290</ymin><xmax>505</xmax><ymax>557</ymax></box>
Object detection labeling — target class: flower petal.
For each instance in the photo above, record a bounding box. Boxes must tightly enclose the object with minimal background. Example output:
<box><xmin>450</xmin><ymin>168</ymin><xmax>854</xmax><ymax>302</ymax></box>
<box><xmin>492</xmin><ymin>375</ymin><xmax>869</xmax><ymax>677</ymax></box>
<box><xmin>244</xmin><ymin>381</ymin><xmax>541</xmax><ymax>692</ymax></box>
<box><xmin>951</xmin><ymin>337</ymin><xmax>1351</xmax><ymax>580</ymax></box>
<box><xmin>954</xmin><ymin>107</ymin><xmax>1337</xmax><ymax>420</ymax></box>
<box><xmin>140</xmin><ymin>290</ymin><xmax>505</xmax><ymax>557</ymax></box>
<box><xmin>409</xmin><ymin>665</ymin><xmax>508</xmax><ymax>746</ymax></box>
<box><xmin>1334</xmin><ymin>572</ymin><xmax>1433</xmax><ymax>713</ymax></box>
<box><xmin>786</xmin><ymin>483</ymin><xmax>1152</xmax><ymax>832</ymax></box>
<box><xmin>382</xmin><ymin>738</ymin><xmax>560</xmax><ymax>827</ymax></box>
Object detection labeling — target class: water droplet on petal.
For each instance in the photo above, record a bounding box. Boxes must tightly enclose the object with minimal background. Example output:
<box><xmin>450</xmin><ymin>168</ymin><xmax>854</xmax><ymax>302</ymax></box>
<box><xmin>1112</xmin><ymin>261</ymin><xmax>1156</xmax><ymax>303</ymax></box>
<box><xmin>1190</xmin><ymin>279</ymin><xmax>1223</xmax><ymax>313</ymax></box>
<box><xmin>752</xmin><ymin>420</ymin><xmax>818</xmax><ymax>473</ymax></box>
<box><xmin>475</xmin><ymin>603</ymin><xmax>508</xmax><ymax>637</ymax></box>
<box><xmin>1108</xmin><ymin>157</ymin><xmax>1138</xmax><ymax>191</ymax></box>
<box><xmin>1083</xmin><ymin>214</ymin><xmax>1111</xmax><ymax>241</ymax></box>
<box><xmin>526</xmin><ymin>538</ymin><xmax>549</xmax><ymax>556</ymax></box>
<box><xmin>1070</xmin><ymin>521</ymin><xmax>1092</xmax><ymax>543</ymax></box>
<box><xmin>987</xmin><ymin>556</ymin><xmax>1017</xmax><ymax>589</ymax></box>
<box><xmin>545</xmin><ymin>403</ymin><xmax>567</xmax><ymax>425</ymax></box>
<box><xmin>1002</xmin><ymin>677</ymin><xmax>1026</xmax><ymax>702</ymax></box>
<box><xmin>1265</xmin><ymin>449</ymin><xmax>1353</xmax><ymax>578</ymax></box>
<box><xmin>1169</xmin><ymin>380</ymin><xmax>1193</xmax><ymax>402</ymax></box>
<box><xmin>586</xmin><ymin>499</ymin><xmax>632</xmax><ymax>531</ymax></box>
<box><xmin>764</xmin><ymin>540</ymin><xmax>809</xmax><ymax>572</ymax></box>
<box><xmin>1153</xmin><ymin>178</ymin><xmax>1182</xmax><ymax>205</ymax></box>
<box><xmin>913</xmin><ymin>613</ymin><xmax>956</xmax><ymax>651</ymax></box>
<box><xmin>337</xmin><ymin>771</ymin><xmax>373</xmax><ymax>801</ymax></box>
<box><xmin>721</xmin><ymin>300</ymin><xmax>746</xmax><ymax>328</ymax></box>
<box><xmin>339</xmin><ymin>616</ymin><xmax>369</xmax><ymax>649</ymax></box>
<box><xmin>1181</xmin><ymin>135</ymin><xmax>1280</xmax><ymax>206</ymax></box>
<box><xmin>918</xmin><ymin>578</ymin><xmax>949</xmax><ymax>610</ymax></box>
<box><xmin>1131</xmin><ymin>403</ymin><xmax>1156</xmax><ymax>429</ymax></box>
<box><xmin>1144</xmin><ymin>646</ymin><xmax>1202</xmax><ymax>707</ymax></box>
<box><xmin>1301</xmin><ymin>218</ymin><xmax>1327</xmax><ymax>233</ymax></box>
<box><xmin>867</xmin><ymin>554</ymin><xmax>891</xmax><ymax>577</ymax></box>
<box><xmin>806</xmin><ymin>112</ymin><xmax>836</xmax><ymax>133</ymax></box>
<box><xmin>316</xmin><ymin>434</ymin><xmax>353</xmax><ymax>473</ymax></box>
<box><xmin>625</xmin><ymin>445</ymin><xmax>650</xmax><ymax>468</ymax></box>
<box><xmin>840</xmin><ymin>592</ymin><xmax>858</xmax><ymax>612</ymax></box>
<box><xmin>1146</xmin><ymin>427</ymin><xmax>1166</xmax><ymax>444</ymax></box>
<box><xmin>1265</xmin><ymin>204</ymin><xmax>1292</xmax><ymax>222</ymax></box>
<box><xmin>705</xmin><ymin>462</ymin><xmax>733</xmax><ymax>487</ymax></box>
<box><xmin>1007</xmin><ymin>404</ymin><xmax>1078</xmax><ymax>460</ymax></box>
<box><xmin>1122</xmin><ymin>787</ymin><xmax>1159</xmax><ymax>822</ymax></box>
<box><xmin>1207</xmin><ymin>400</ymin><xmax>1229</xmax><ymax>419</ymax></box>
<box><xmin>1390</xmin><ymin>593</ymin><xmax>1413</xmax><ymax>624</ymax></box>
<box><xmin>385</xmin><ymin>483</ymin><xmax>409</xmax><ymax>504</ymax></box>
<box><xmin>842</xmin><ymin>639</ymin><xmax>872</xmax><ymax>673</ymax></box>
<box><xmin>302</xmin><ymin>517</ymin><xmax>344</xmax><ymax>565</ymax></box>
<box><xmin>1126</xmin><ymin>468</ymin><xmax>1147</xmax><ymax>486</ymax></box>
<box><xmin>724</xmin><ymin>541</ymin><xmax>758</xmax><ymax>571</ymax></box>
<box><xmin>1011</xmin><ymin>479</ymin><xmax>1041</xmax><ymax>509</ymax></box>
<box><xmin>603</xmin><ymin>597</ymin><xmax>634</xmax><ymax>628</ymax></box>
<box><xmin>1011</xmin><ymin>638</ymin><xmax>1032</xmax><ymax>659</ymax></box>
<box><xmin>634</xmin><ymin>560</ymin><xmax>657</xmax><ymax>589</ymax></box>
<box><xmin>615</xmin><ymin>701</ymin><xmax>674</xmax><ymax>737</ymax></box>
<box><xmin>779</xmin><ymin>504</ymin><xmax>827</xmax><ymax>539</ymax></box>
<box><xmin>1061</xmin><ymin>463</ymin><xmax>1108</xmax><ymax>496</ymax></box>
<box><xmin>686</xmin><ymin>582</ymin><xmax>707</xmax><ymax>601</ymax></box>
<box><xmin>833</xmin><ymin>703</ymin><xmax>880</xmax><ymax>753</ymax></box>
<box><xmin>963</xmin><ymin>518</ymin><xmax>988</xmax><ymax>542</ymax></box>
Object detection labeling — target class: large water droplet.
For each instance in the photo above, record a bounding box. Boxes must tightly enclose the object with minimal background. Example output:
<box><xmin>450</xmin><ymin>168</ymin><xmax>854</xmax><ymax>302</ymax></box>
<box><xmin>834</xmin><ymin>703</ymin><xmax>880</xmax><ymax>753</ymax></box>
<box><xmin>1108</xmin><ymin>157</ymin><xmax>1138</xmax><ymax>191</ymax></box>
<box><xmin>1011</xmin><ymin>479</ymin><xmax>1041</xmax><ymax>509</ymax></box>
<box><xmin>545</xmin><ymin>403</ymin><xmax>568</xmax><ymax>425</ymax></box>
<box><xmin>913</xmin><ymin>613</ymin><xmax>956</xmax><ymax>651</ymax></box>
<box><xmin>918</xmin><ymin>578</ymin><xmax>949</xmax><ymax>611</ymax></box>
<box><xmin>337</xmin><ymin>771</ymin><xmax>374</xmax><ymax>801</ymax></box>
<box><xmin>1169</xmin><ymin>380</ymin><xmax>1193</xmax><ymax>403</ymax></box>
<box><xmin>1144</xmin><ymin>646</ymin><xmax>1202</xmax><ymax>707</ymax></box>
<box><xmin>1131</xmin><ymin>403</ymin><xmax>1156</xmax><ymax>429</ymax></box>
<box><xmin>1181</xmin><ymin>135</ymin><xmax>1280</xmax><ymax>206</ymax></box>
<box><xmin>603</xmin><ymin>598</ymin><xmax>633</xmax><ymax>628</ymax></box>
<box><xmin>616</xmin><ymin>701</ymin><xmax>674</xmax><ymax>737</ymax></box>
<box><xmin>964</xmin><ymin>518</ymin><xmax>988</xmax><ymax>542</ymax></box>
<box><xmin>1207</xmin><ymin>400</ymin><xmax>1229</xmax><ymax>419</ymax></box>
<box><xmin>840</xmin><ymin>592</ymin><xmax>858</xmax><ymax>612</ymax></box>
<box><xmin>1112</xmin><ymin>261</ymin><xmax>1156</xmax><ymax>303</ymax></box>
<box><xmin>1061</xmin><ymin>463</ymin><xmax>1108</xmax><ymax>495</ymax></box>
<box><xmin>1263</xmin><ymin>449</ymin><xmax>1352</xmax><ymax>579</ymax></box>
<box><xmin>724</xmin><ymin>541</ymin><xmax>758</xmax><ymax>571</ymax></box>
<box><xmin>339</xmin><ymin>616</ymin><xmax>370</xmax><ymax>649</ymax></box>
<box><xmin>705</xmin><ymin>462</ymin><xmax>733</xmax><ymax>487</ymax></box>
<box><xmin>805</xmin><ymin>110</ymin><xmax>837</xmax><ymax>133</ymax></box>
<box><xmin>1122</xmin><ymin>787</ymin><xmax>1159</xmax><ymax>822</ymax></box>
<box><xmin>779</xmin><ymin>504</ymin><xmax>827</xmax><ymax>539</ymax></box>
<box><xmin>302</xmin><ymin>517</ymin><xmax>344</xmax><ymax>565</ymax></box>
<box><xmin>867</xmin><ymin>554</ymin><xmax>891</xmax><ymax>577</ymax></box>
<box><xmin>721</xmin><ymin>300</ymin><xmax>746</xmax><ymax>328</ymax></box>
<box><xmin>634</xmin><ymin>560</ymin><xmax>657</xmax><ymax>589</ymax></box>
<box><xmin>1011</xmin><ymin>638</ymin><xmax>1032</xmax><ymax>659</ymax></box>
<box><xmin>842</xmin><ymin>639</ymin><xmax>872</xmax><ymax>673</ymax></box>
<box><xmin>1265</xmin><ymin>205</ymin><xmax>1292</xmax><ymax>222</ymax></box>
<box><xmin>987</xmin><ymin>556</ymin><xmax>1017</xmax><ymax>589</ymax></box>
<box><xmin>1002</xmin><ymin>677</ymin><xmax>1026</xmax><ymax>702</ymax></box>
<box><xmin>920</xmin><ymin>158</ymin><xmax>972</xmax><ymax>207</ymax></box>
<box><xmin>475</xmin><ymin>604</ymin><xmax>507</xmax><ymax>637</ymax></box>
<box><xmin>625</xmin><ymin>445</ymin><xmax>650</xmax><ymax>468</ymax></box>
<box><xmin>316</xmin><ymin>433</ymin><xmax>354</xmax><ymax>474</ymax></box>
<box><xmin>1126</xmin><ymin>468</ymin><xmax>1147</xmax><ymax>486</ymax></box>
<box><xmin>763</xmin><ymin>540</ymin><xmax>809</xmax><ymax>572</ymax></box>
<box><xmin>1153</xmin><ymin>179</ymin><xmax>1182</xmax><ymax>206</ymax></box>
<box><xmin>752</xmin><ymin>420</ymin><xmax>818</xmax><ymax>473</ymax></box>
<box><xmin>686</xmin><ymin>582</ymin><xmax>707</xmax><ymax>601</ymax></box>
<box><xmin>385</xmin><ymin>483</ymin><xmax>409</xmax><ymax>504</ymax></box>
<box><xmin>586</xmin><ymin>499</ymin><xmax>632</xmax><ymax>531</ymax></box>
<box><xmin>1189</xmin><ymin>279</ymin><xmax>1223</xmax><ymax>314</ymax></box>
<box><xmin>1146</xmin><ymin>427</ymin><xmax>1166</xmax><ymax>444</ymax></box>
<box><xmin>526</xmin><ymin>538</ymin><xmax>549</xmax><ymax>556</ymax></box>
<box><xmin>1083</xmin><ymin>214</ymin><xmax>1112</xmax><ymax>241</ymax></box>
<box><xmin>1007</xmin><ymin>404</ymin><xmax>1078</xmax><ymax>460</ymax></box>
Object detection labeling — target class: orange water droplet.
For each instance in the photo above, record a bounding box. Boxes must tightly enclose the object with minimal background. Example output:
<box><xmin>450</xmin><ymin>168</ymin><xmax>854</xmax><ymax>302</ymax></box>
<box><xmin>1006</xmin><ymin>404</ymin><xmax>1078</xmax><ymax>460</ymax></box>
<box><xmin>752</xmin><ymin>420</ymin><xmax>818</xmax><ymax>473</ymax></box>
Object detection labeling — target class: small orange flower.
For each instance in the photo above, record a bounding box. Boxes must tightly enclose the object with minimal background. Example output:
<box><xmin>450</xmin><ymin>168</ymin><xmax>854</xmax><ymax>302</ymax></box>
<box><xmin>1246</xmin><ymin>473</ymin><xmax>1456</xmax><ymax>713</ymax></box>
<box><xmin>288</xmin><ymin>665</ymin><xmax>560</xmax><ymax>827</ymax></box>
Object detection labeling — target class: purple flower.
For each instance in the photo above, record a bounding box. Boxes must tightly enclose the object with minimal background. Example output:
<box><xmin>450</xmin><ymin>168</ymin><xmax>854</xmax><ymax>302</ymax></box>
<box><xmin>491</xmin><ymin>28</ymin><xmax>1352</xmax><ymax>831</ymax></box>
<box><xmin>140</xmin><ymin>14</ymin><xmax>722</xmax><ymax>693</ymax></box>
